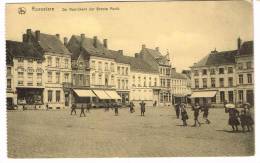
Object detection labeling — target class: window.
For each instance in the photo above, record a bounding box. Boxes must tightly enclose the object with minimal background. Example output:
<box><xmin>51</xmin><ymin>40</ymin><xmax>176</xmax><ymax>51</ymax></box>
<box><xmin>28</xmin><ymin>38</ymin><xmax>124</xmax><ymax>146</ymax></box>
<box><xmin>195</xmin><ymin>79</ymin><xmax>199</xmax><ymax>88</ymax></box>
<box><xmin>111</xmin><ymin>75</ymin><xmax>114</xmax><ymax>85</ymax></box>
<box><xmin>117</xmin><ymin>66</ymin><xmax>120</xmax><ymax>74</ymax></box>
<box><xmin>18</xmin><ymin>57</ymin><xmax>24</xmax><ymax>63</ymax></box>
<box><xmin>167</xmin><ymin>79</ymin><xmax>171</xmax><ymax>88</ymax></box>
<box><xmin>220</xmin><ymin>91</ymin><xmax>225</xmax><ymax>103</ymax></box>
<box><xmin>110</xmin><ymin>63</ymin><xmax>114</xmax><ymax>72</ymax></box>
<box><xmin>239</xmin><ymin>74</ymin><xmax>243</xmax><ymax>84</ymax></box>
<box><xmin>247</xmin><ymin>74</ymin><xmax>252</xmax><ymax>84</ymax></box>
<box><xmin>132</xmin><ymin>76</ymin><xmax>135</xmax><ymax>86</ymax></box>
<box><xmin>37</xmin><ymin>59</ymin><xmax>42</xmax><ymax>64</ymax></box>
<box><xmin>211</xmin><ymin>78</ymin><xmax>215</xmax><ymax>88</ymax></box>
<box><xmin>56</xmin><ymin>91</ymin><xmax>60</xmax><ymax>102</ymax></box>
<box><xmin>64</xmin><ymin>73</ymin><xmax>69</xmax><ymax>83</ymax></box>
<box><xmin>122</xmin><ymin>80</ymin><xmax>125</xmax><ymax>89</ymax></box>
<box><xmin>246</xmin><ymin>62</ymin><xmax>252</xmax><ymax>69</ymax></box>
<box><xmin>47</xmin><ymin>57</ymin><xmax>52</xmax><ymax>66</ymax></box>
<box><xmin>160</xmin><ymin>68</ymin><xmax>162</xmax><ymax>74</ymax></box>
<box><xmin>79</xmin><ymin>61</ymin><xmax>83</xmax><ymax>68</ymax></box>
<box><xmin>105</xmin><ymin>62</ymin><xmax>108</xmax><ymax>71</ymax></box>
<box><xmin>149</xmin><ymin>77</ymin><xmax>151</xmax><ymax>87</ymax></box>
<box><xmin>64</xmin><ymin>59</ymin><xmax>68</xmax><ymax>68</ymax></box>
<box><xmin>48</xmin><ymin>72</ymin><xmax>52</xmax><ymax>83</ymax></box>
<box><xmin>219</xmin><ymin>68</ymin><xmax>224</xmax><ymax>74</ymax></box>
<box><xmin>85</xmin><ymin>75</ymin><xmax>90</xmax><ymax>86</ymax></box>
<box><xmin>56</xmin><ymin>58</ymin><xmax>60</xmax><ymax>68</ymax></box>
<box><xmin>202</xmin><ymin>69</ymin><xmax>207</xmax><ymax>75</ymax></box>
<box><xmin>7</xmin><ymin>67</ymin><xmax>11</xmax><ymax>75</ymax></box>
<box><xmin>126</xmin><ymin>80</ymin><xmax>128</xmax><ymax>89</ymax></box>
<box><xmin>18</xmin><ymin>72</ymin><xmax>24</xmax><ymax>79</ymax></box>
<box><xmin>210</xmin><ymin>69</ymin><xmax>215</xmax><ymax>75</ymax></box>
<box><xmin>219</xmin><ymin>78</ymin><xmax>224</xmax><ymax>87</ymax></box>
<box><xmin>194</xmin><ymin>70</ymin><xmax>199</xmax><ymax>76</ymax></box>
<box><xmin>228</xmin><ymin>77</ymin><xmax>233</xmax><ymax>87</ymax></box>
<box><xmin>91</xmin><ymin>61</ymin><xmax>96</xmax><ymax>69</ymax></box>
<box><xmin>238</xmin><ymin>63</ymin><xmax>243</xmax><ymax>70</ymax></box>
<box><xmin>118</xmin><ymin>79</ymin><xmax>121</xmax><ymax>89</ymax></box>
<box><xmin>138</xmin><ymin>76</ymin><xmax>141</xmax><ymax>87</ymax></box>
<box><xmin>228</xmin><ymin>91</ymin><xmax>233</xmax><ymax>102</ymax></box>
<box><xmin>143</xmin><ymin>77</ymin><xmax>146</xmax><ymax>87</ymax></box>
<box><xmin>18</xmin><ymin>81</ymin><xmax>24</xmax><ymax>86</ymax></box>
<box><xmin>56</xmin><ymin>72</ymin><xmax>60</xmax><ymax>84</ymax></box>
<box><xmin>27</xmin><ymin>73</ymin><xmax>33</xmax><ymax>86</ymax></box>
<box><xmin>228</xmin><ymin>67</ymin><xmax>233</xmax><ymax>73</ymax></box>
<box><xmin>105</xmin><ymin>75</ymin><xmax>109</xmax><ymax>86</ymax></box>
<box><xmin>154</xmin><ymin>78</ymin><xmax>157</xmax><ymax>86</ymax></box>
<box><xmin>37</xmin><ymin>73</ymin><xmax>42</xmax><ymax>86</ymax></box>
<box><xmin>202</xmin><ymin>78</ymin><xmax>207</xmax><ymax>88</ymax></box>
<box><xmin>98</xmin><ymin>62</ymin><xmax>102</xmax><ymax>71</ymax></box>
<box><xmin>98</xmin><ymin>74</ymin><xmax>102</xmax><ymax>85</ymax></box>
<box><xmin>126</xmin><ymin>67</ymin><xmax>128</xmax><ymax>75</ymax></box>
<box><xmin>79</xmin><ymin>74</ymin><xmax>83</xmax><ymax>85</ymax></box>
<box><xmin>48</xmin><ymin>90</ymin><xmax>52</xmax><ymax>102</ymax></box>
<box><xmin>7</xmin><ymin>79</ymin><xmax>11</xmax><ymax>88</ymax></box>
<box><xmin>92</xmin><ymin>73</ymin><xmax>95</xmax><ymax>85</ymax></box>
<box><xmin>28</xmin><ymin>59</ymin><xmax>33</xmax><ymax>66</ymax></box>
<box><xmin>238</xmin><ymin>90</ymin><xmax>244</xmax><ymax>102</ymax></box>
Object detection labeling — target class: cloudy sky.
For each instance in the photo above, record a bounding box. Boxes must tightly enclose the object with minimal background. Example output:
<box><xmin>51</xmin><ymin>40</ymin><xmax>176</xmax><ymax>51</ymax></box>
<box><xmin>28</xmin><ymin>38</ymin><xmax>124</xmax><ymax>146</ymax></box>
<box><xmin>6</xmin><ymin>1</ymin><xmax>253</xmax><ymax>72</ymax></box>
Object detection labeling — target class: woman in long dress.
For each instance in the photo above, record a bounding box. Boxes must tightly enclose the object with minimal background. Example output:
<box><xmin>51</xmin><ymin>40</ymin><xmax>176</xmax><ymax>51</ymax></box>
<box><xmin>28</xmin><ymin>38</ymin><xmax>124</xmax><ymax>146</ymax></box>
<box><xmin>225</xmin><ymin>104</ymin><xmax>240</xmax><ymax>132</ymax></box>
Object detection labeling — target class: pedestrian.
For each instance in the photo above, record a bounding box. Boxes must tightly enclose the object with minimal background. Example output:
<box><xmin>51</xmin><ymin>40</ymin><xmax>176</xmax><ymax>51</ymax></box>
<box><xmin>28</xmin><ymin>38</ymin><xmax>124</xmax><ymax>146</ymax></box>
<box><xmin>140</xmin><ymin>100</ymin><xmax>146</xmax><ymax>116</ymax></box>
<box><xmin>80</xmin><ymin>104</ymin><xmax>86</xmax><ymax>117</ymax></box>
<box><xmin>105</xmin><ymin>101</ymin><xmax>110</xmax><ymax>112</ymax></box>
<box><xmin>86</xmin><ymin>102</ymin><xmax>91</xmax><ymax>113</ymax></box>
<box><xmin>180</xmin><ymin>104</ymin><xmax>188</xmax><ymax>126</ymax></box>
<box><xmin>129</xmin><ymin>101</ymin><xmax>135</xmax><ymax>113</ymax></box>
<box><xmin>71</xmin><ymin>103</ymin><xmax>77</xmax><ymax>115</ymax></box>
<box><xmin>153</xmin><ymin>100</ymin><xmax>157</xmax><ymax>107</ymax></box>
<box><xmin>225</xmin><ymin>104</ymin><xmax>240</xmax><ymax>132</ymax></box>
<box><xmin>240</xmin><ymin>110</ymin><xmax>247</xmax><ymax>132</ymax></box>
<box><xmin>46</xmin><ymin>103</ymin><xmax>49</xmax><ymax>111</ymax></box>
<box><xmin>192</xmin><ymin>103</ymin><xmax>201</xmax><ymax>127</ymax></box>
<box><xmin>202</xmin><ymin>103</ymin><xmax>210</xmax><ymax>124</ymax></box>
<box><xmin>114</xmin><ymin>103</ymin><xmax>119</xmax><ymax>116</ymax></box>
<box><xmin>243</xmin><ymin>104</ymin><xmax>254</xmax><ymax>132</ymax></box>
<box><xmin>175</xmin><ymin>102</ymin><xmax>181</xmax><ymax>119</ymax></box>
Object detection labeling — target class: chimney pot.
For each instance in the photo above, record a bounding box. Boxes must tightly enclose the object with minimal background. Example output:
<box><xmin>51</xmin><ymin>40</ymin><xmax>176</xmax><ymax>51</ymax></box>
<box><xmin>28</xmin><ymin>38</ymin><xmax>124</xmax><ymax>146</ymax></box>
<box><xmin>237</xmin><ymin>37</ymin><xmax>242</xmax><ymax>50</ymax></box>
<box><xmin>93</xmin><ymin>36</ymin><xmax>98</xmax><ymax>48</ymax></box>
<box><xmin>26</xmin><ymin>29</ymin><xmax>32</xmax><ymax>35</ymax></box>
<box><xmin>56</xmin><ymin>34</ymin><xmax>60</xmax><ymax>40</ymax></box>
<box><xmin>22</xmin><ymin>34</ymin><xmax>28</xmax><ymax>43</ymax></box>
<box><xmin>142</xmin><ymin>44</ymin><xmax>146</xmax><ymax>49</ymax></box>
<box><xmin>80</xmin><ymin>33</ymin><xmax>85</xmax><ymax>39</ymax></box>
<box><xmin>35</xmin><ymin>30</ymin><xmax>40</xmax><ymax>42</ymax></box>
<box><xmin>103</xmin><ymin>39</ymin><xmax>108</xmax><ymax>48</ymax></box>
<box><xmin>64</xmin><ymin>37</ymin><xmax>68</xmax><ymax>46</ymax></box>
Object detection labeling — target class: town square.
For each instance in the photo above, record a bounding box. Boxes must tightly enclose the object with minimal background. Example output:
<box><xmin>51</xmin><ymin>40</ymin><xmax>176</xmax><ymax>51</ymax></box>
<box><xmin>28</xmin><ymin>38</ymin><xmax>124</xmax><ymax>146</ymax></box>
<box><xmin>5</xmin><ymin>1</ymin><xmax>254</xmax><ymax>158</ymax></box>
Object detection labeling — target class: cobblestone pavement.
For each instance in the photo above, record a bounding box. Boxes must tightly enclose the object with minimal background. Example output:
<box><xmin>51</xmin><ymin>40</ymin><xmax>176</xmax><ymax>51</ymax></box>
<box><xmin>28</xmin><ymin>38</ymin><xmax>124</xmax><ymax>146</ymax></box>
<box><xmin>7</xmin><ymin>106</ymin><xmax>254</xmax><ymax>158</ymax></box>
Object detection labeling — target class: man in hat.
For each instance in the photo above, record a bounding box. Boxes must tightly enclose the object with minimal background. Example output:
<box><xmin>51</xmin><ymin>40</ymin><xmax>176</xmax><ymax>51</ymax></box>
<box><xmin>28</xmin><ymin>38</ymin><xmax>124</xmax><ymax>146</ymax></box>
<box><xmin>174</xmin><ymin>102</ymin><xmax>181</xmax><ymax>119</ymax></box>
<box><xmin>192</xmin><ymin>103</ymin><xmax>201</xmax><ymax>127</ymax></box>
<box><xmin>71</xmin><ymin>103</ymin><xmax>77</xmax><ymax>115</ymax></box>
<box><xmin>140</xmin><ymin>100</ymin><xmax>146</xmax><ymax>116</ymax></box>
<box><xmin>80</xmin><ymin>104</ymin><xmax>86</xmax><ymax>117</ymax></box>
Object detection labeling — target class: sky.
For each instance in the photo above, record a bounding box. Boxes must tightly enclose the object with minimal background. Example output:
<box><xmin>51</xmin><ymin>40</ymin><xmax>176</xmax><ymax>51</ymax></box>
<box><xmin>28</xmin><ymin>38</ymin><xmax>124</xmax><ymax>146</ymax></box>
<box><xmin>5</xmin><ymin>1</ymin><xmax>253</xmax><ymax>72</ymax></box>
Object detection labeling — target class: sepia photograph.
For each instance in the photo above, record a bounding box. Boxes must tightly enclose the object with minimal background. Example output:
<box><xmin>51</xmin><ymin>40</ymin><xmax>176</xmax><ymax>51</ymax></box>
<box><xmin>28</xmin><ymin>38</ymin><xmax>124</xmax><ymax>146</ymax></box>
<box><xmin>5</xmin><ymin>0</ymin><xmax>254</xmax><ymax>158</ymax></box>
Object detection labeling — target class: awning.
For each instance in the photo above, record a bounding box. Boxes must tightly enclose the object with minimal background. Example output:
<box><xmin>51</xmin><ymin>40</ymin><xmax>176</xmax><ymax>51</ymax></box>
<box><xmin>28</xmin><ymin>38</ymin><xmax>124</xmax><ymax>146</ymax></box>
<box><xmin>73</xmin><ymin>89</ymin><xmax>96</xmax><ymax>97</ymax></box>
<box><xmin>93</xmin><ymin>90</ymin><xmax>111</xmax><ymax>99</ymax></box>
<box><xmin>105</xmin><ymin>91</ymin><xmax>122</xmax><ymax>99</ymax></box>
<box><xmin>190</xmin><ymin>91</ymin><xmax>217</xmax><ymax>98</ymax></box>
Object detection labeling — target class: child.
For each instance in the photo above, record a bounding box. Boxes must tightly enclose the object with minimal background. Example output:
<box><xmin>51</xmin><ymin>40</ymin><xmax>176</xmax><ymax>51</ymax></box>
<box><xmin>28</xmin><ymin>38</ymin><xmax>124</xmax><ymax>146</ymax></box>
<box><xmin>181</xmin><ymin>106</ymin><xmax>188</xmax><ymax>126</ymax></box>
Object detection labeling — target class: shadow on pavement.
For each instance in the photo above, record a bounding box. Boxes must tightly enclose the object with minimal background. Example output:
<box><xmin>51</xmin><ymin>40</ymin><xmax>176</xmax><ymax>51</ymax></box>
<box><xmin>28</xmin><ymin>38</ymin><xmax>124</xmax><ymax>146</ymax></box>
<box><xmin>216</xmin><ymin>129</ymin><xmax>244</xmax><ymax>133</ymax></box>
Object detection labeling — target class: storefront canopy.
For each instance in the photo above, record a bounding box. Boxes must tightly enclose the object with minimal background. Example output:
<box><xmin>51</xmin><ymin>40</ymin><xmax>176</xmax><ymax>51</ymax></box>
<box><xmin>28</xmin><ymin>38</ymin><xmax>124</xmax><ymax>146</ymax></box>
<box><xmin>190</xmin><ymin>91</ymin><xmax>217</xmax><ymax>98</ymax></box>
<box><xmin>73</xmin><ymin>89</ymin><xmax>96</xmax><ymax>97</ymax></box>
<box><xmin>105</xmin><ymin>91</ymin><xmax>122</xmax><ymax>99</ymax></box>
<box><xmin>93</xmin><ymin>90</ymin><xmax>111</xmax><ymax>99</ymax></box>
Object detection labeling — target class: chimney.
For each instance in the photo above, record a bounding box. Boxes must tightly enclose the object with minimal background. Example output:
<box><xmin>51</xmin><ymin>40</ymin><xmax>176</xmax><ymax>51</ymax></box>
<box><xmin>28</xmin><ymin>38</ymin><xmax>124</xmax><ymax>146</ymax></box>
<box><xmin>26</xmin><ymin>29</ymin><xmax>32</xmax><ymax>35</ymax></box>
<box><xmin>64</xmin><ymin>37</ymin><xmax>68</xmax><ymax>46</ymax></box>
<box><xmin>155</xmin><ymin>47</ymin><xmax>159</xmax><ymax>52</ymax></box>
<box><xmin>135</xmin><ymin>53</ymin><xmax>139</xmax><ymax>58</ymax></box>
<box><xmin>237</xmin><ymin>37</ymin><xmax>241</xmax><ymax>50</ymax></box>
<box><xmin>80</xmin><ymin>33</ymin><xmax>85</xmax><ymax>39</ymax></box>
<box><xmin>35</xmin><ymin>30</ymin><xmax>40</xmax><ymax>42</ymax></box>
<box><xmin>22</xmin><ymin>34</ymin><xmax>27</xmax><ymax>43</ymax></box>
<box><xmin>211</xmin><ymin>48</ymin><xmax>217</xmax><ymax>54</ymax></box>
<box><xmin>118</xmin><ymin>50</ymin><xmax>123</xmax><ymax>55</ymax></box>
<box><xmin>56</xmin><ymin>34</ymin><xmax>60</xmax><ymax>40</ymax></box>
<box><xmin>142</xmin><ymin>44</ymin><xmax>146</xmax><ymax>50</ymax></box>
<box><xmin>93</xmin><ymin>36</ymin><xmax>97</xmax><ymax>48</ymax></box>
<box><xmin>103</xmin><ymin>39</ymin><xmax>108</xmax><ymax>48</ymax></box>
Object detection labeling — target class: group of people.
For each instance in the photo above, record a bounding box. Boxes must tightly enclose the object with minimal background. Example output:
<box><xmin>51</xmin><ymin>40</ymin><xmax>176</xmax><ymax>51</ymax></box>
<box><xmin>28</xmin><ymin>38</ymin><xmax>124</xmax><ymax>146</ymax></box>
<box><xmin>174</xmin><ymin>102</ymin><xmax>210</xmax><ymax>127</ymax></box>
<box><xmin>224</xmin><ymin>101</ymin><xmax>254</xmax><ymax>132</ymax></box>
<box><xmin>70</xmin><ymin>103</ymin><xmax>92</xmax><ymax>117</ymax></box>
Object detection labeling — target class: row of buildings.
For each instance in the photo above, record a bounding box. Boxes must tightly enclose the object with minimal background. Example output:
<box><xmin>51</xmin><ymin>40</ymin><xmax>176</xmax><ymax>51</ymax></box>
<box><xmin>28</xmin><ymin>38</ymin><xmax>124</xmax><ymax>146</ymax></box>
<box><xmin>190</xmin><ymin>38</ymin><xmax>254</xmax><ymax>106</ymax></box>
<box><xmin>6</xmin><ymin>29</ymin><xmax>190</xmax><ymax>109</ymax></box>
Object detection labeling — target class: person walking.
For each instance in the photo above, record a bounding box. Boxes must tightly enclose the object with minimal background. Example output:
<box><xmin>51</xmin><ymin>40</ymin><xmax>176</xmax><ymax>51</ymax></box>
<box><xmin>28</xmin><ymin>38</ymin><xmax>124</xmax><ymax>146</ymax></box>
<box><xmin>225</xmin><ymin>104</ymin><xmax>240</xmax><ymax>132</ymax></box>
<box><xmin>243</xmin><ymin>104</ymin><xmax>254</xmax><ymax>132</ymax></box>
<box><xmin>180</xmin><ymin>104</ymin><xmax>188</xmax><ymax>126</ymax></box>
<box><xmin>240</xmin><ymin>110</ymin><xmax>247</xmax><ymax>132</ymax></box>
<box><xmin>140</xmin><ymin>100</ymin><xmax>146</xmax><ymax>116</ymax></box>
<box><xmin>192</xmin><ymin>103</ymin><xmax>201</xmax><ymax>127</ymax></box>
<box><xmin>86</xmin><ymin>102</ymin><xmax>91</xmax><ymax>113</ymax></box>
<box><xmin>129</xmin><ymin>101</ymin><xmax>135</xmax><ymax>113</ymax></box>
<box><xmin>174</xmin><ymin>102</ymin><xmax>181</xmax><ymax>119</ymax></box>
<box><xmin>114</xmin><ymin>103</ymin><xmax>119</xmax><ymax>116</ymax></box>
<box><xmin>71</xmin><ymin>103</ymin><xmax>77</xmax><ymax>115</ymax></box>
<box><xmin>80</xmin><ymin>104</ymin><xmax>86</xmax><ymax>117</ymax></box>
<box><xmin>202</xmin><ymin>103</ymin><xmax>210</xmax><ymax>124</ymax></box>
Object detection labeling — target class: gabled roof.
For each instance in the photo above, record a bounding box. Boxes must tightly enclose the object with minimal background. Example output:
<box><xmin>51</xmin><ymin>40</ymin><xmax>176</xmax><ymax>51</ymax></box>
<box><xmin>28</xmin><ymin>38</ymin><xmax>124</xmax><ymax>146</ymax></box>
<box><xmin>141</xmin><ymin>47</ymin><xmax>170</xmax><ymax>66</ymax></box>
<box><xmin>6</xmin><ymin>40</ymin><xmax>43</xmax><ymax>59</ymax></box>
<box><xmin>32</xmin><ymin>32</ymin><xmax>71</xmax><ymax>55</ymax></box>
<box><xmin>128</xmin><ymin>57</ymin><xmax>158</xmax><ymax>73</ymax></box>
<box><xmin>239</xmin><ymin>41</ymin><xmax>253</xmax><ymax>56</ymax></box>
<box><xmin>171</xmin><ymin>71</ymin><xmax>187</xmax><ymax>79</ymax></box>
<box><xmin>109</xmin><ymin>50</ymin><xmax>130</xmax><ymax>64</ymax></box>
<box><xmin>192</xmin><ymin>50</ymin><xmax>237</xmax><ymax>68</ymax></box>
